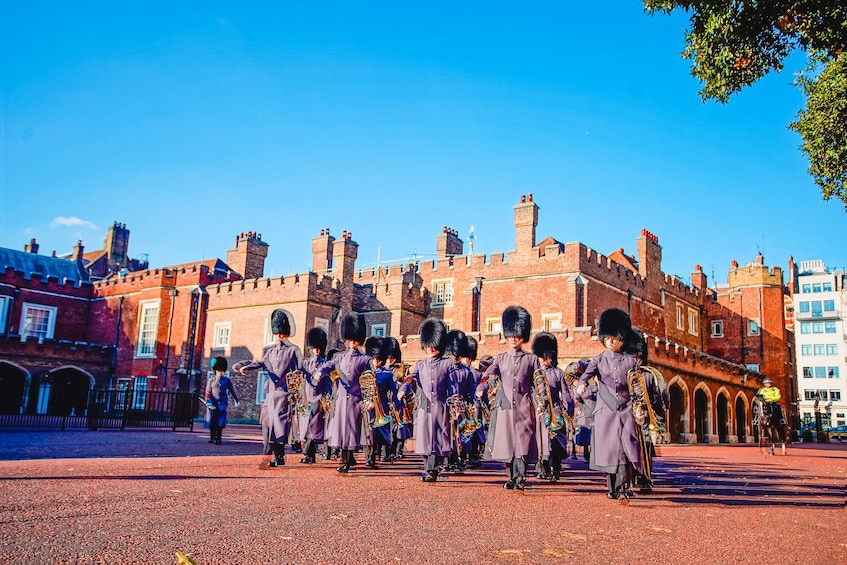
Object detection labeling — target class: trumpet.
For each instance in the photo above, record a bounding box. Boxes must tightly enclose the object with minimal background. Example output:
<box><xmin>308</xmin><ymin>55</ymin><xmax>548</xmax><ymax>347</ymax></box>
<box><xmin>533</xmin><ymin>368</ymin><xmax>566</xmax><ymax>432</ymax></box>
<box><xmin>319</xmin><ymin>393</ymin><xmax>334</xmax><ymax>418</ymax></box>
<box><xmin>360</xmin><ymin>370</ymin><xmax>392</xmax><ymax>428</ymax></box>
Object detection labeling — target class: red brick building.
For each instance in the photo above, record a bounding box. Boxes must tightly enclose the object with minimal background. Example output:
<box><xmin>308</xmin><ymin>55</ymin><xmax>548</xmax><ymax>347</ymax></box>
<box><xmin>0</xmin><ymin>196</ymin><xmax>795</xmax><ymax>443</ymax></box>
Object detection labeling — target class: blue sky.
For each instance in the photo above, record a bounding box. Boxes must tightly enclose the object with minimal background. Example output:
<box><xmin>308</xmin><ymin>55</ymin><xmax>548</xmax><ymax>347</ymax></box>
<box><xmin>2</xmin><ymin>2</ymin><xmax>844</xmax><ymax>286</ymax></box>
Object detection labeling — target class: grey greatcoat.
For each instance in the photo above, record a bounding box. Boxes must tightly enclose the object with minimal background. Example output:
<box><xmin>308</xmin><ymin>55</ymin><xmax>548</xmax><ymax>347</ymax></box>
<box><xmin>299</xmin><ymin>355</ymin><xmax>330</xmax><ymax>443</ymax></box>
<box><xmin>478</xmin><ymin>348</ymin><xmax>540</xmax><ymax>464</ymax></box>
<box><xmin>319</xmin><ymin>348</ymin><xmax>372</xmax><ymax>451</ymax></box>
<box><xmin>398</xmin><ymin>356</ymin><xmax>456</xmax><ymax>457</ymax></box>
<box><xmin>256</xmin><ymin>341</ymin><xmax>302</xmax><ymax>445</ymax></box>
<box><xmin>578</xmin><ymin>349</ymin><xmax>643</xmax><ymax>475</ymax></box>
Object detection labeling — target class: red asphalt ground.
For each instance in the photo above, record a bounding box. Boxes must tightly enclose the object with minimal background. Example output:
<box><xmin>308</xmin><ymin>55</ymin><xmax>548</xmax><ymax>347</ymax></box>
<box><xmin>0</xmin><ymin>425</ymin><xmax>844</xmax><ymax>565</ymax></box>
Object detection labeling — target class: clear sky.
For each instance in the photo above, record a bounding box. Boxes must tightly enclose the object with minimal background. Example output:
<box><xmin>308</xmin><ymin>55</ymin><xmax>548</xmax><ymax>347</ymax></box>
<box><xmin>2</xmin><ymin>2</ymin><xmax>844</xmax><ymax>287</ymax></box>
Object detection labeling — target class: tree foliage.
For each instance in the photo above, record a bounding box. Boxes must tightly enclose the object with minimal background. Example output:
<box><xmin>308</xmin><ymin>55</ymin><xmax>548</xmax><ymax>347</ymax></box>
<box><xmin>645</xmin><ymin>1</ymin><xmax>847</xmax><ymax>209</ymax></box>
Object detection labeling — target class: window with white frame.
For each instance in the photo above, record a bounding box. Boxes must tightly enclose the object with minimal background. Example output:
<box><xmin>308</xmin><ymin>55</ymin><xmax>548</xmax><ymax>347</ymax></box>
<box><xmin>814</xmin><ymin>344</ymin><xmax>825</xmax><ymax>356</ymax></box>
<box><xmin>21</xmin><ymin>302</ymin><xmax>58</xmax><ymax>342</ymax></box>
<box><xmin>827</xmin><ymin>344</ymin><xmax>838</xmax><ymax>355</ymax></box>
<box><xmin>542</xmin><ymin>313</ymin><xmax>562</xmax><ymax>332</ymax></box>
<box><xmin>711</xmin><ymin>320</ymin><xmax>724</xmax><ymax>337</ymax></box>
<box><xmin>831</xmin><ymin>390</ymin><xmax>842</xmax><ymax>402</ymax></box>
<box><xmin>802</xmin><ymin>367</ymin><xmax>813</xmax><ymax>378</ymax></box>
<box><xmin>136</xmin><ymin>301</ymin><xmax>160</xmax><ymax>357</ymax></box>
<box><xmin>801</xmin><ymin>344</ymin><xmax>812</xmax><ymax>356</ymax></box>
<box><xmin>823</xmin><ymin>282</ymin><xmax>833</xmax><ymax>292</ymax></box>
<box><xmin>815</xmin><ymin>367</ymin><xmax>827</xmax><ymax>378</ymax></box>
<box><xmin>132</xmin><ymin>376</ymin><xmax>148</xmax><ymax>409</ymax></box>
<box><xmin>828</xmin><ymin>367</ymin><xmax>840</xmax><ymax>378</ymax></box>
<box><xmin>688</xmin><ymin>308</ymin><xmax>699</xmax><ymax>335</ymax></box>
<box><xmin>433</xmin><ymin>280</ymin><xmax>453</xmax><ymax>304</ymax></box>
<box><xmin>0</xmin><ymin>295</ymin><xmax>10</xmax><ymax>334</ymax></box>
<box><xmin>801</xmin><ymin>284</ymin><xmax>811</xmax><ymax>293</ymax></box>
<box><xmin>812</xmin><ymin>283</ymin><xmax>822</xmax><ymax>293</ymax></box>
<box><xmin>823</xmin><ymin>300</ymin><xmax>835</xmax><ymax>312</ymax></box>
<box><xmin>371</xmin><ymin>323</ymin><xmax>386</xmax><ymax>337</ymax></box>
<box><xmin>486</xmin><ymin>318</ymin><xmax>501</xmax><ymax>334</ymax></box>
<box><xmin>824</xmin><ymin>321</ymin><xmax>836</xmax><ymax>333</ymax></box>
<box><xmin>747</xmin><ymin>319</ymin><xmax>760</xmax><ymax>336</ymax></box>
<box><xmin>800</xmin><ymin>322</ymin><xmax>811</xmax><ymax>334</ymax></box>
<box><xmin>213</xmin><ymin>322</ymin><xmax>231</xmax><ymax>349</ymax></box>
<box><xmin>676</xmin><ymin>305</ymin><xmax>684</xmax><ymax>330</ymax></box>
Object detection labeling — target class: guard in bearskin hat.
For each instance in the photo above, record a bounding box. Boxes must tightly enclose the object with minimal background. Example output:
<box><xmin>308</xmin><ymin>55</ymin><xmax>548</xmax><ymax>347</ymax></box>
<box><xmin>444</xmin><ymin>329</ymin><xmax>474</xmax><ymax>473</ymax></box>
<box><xmin>531</xmin><ymin>332</ymin><xmax>574</xmax><ymax>482</ymax></box>
<box><xmin>204</xmin><ymin>357</ymin><xmax>239</xmax><ymax>445</ymax></box>
<box><xmin>398</xmin><ymin>318</ymin><xmax>457</xmax><ymax>482</ymax></box>
<box><xmin>576</xmin><ymin>307</ymin><xmax>643</xmax><ymax>500</ymax></box>
<box><xmin>475</xmin><ymin>305</ymin><xmax>540</xmax><ymax>490</ymax></box>
<box><xmin>382</xmin><ymin>336</ymin><xmax>410</xmax><ymax>460</ymax></box>
<box><xmin>233</xmin><ymin>309</ymin><xmax>302</xmax><ymax>468</ymax></box>
<box><xmin>298</xmin><ymin>327</ymin><xmax>331</xmax><ymax>464</ymax></box>
<box><xmin>460</xmin><ymin>335</ymin><xmax>485</xmax><ymax>468</ymax></box>
<box><xmin>317</xmin><ymin>313</ymin><xmax>373</xmax><ymax>473</ymax></box>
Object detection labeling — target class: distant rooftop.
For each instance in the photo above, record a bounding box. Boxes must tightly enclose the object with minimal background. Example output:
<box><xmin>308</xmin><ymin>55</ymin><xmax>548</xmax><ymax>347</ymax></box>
<box><xmin>0</xmin><ymin>246</ymin><xmax>89</xmax><ymax>283</ymax></box>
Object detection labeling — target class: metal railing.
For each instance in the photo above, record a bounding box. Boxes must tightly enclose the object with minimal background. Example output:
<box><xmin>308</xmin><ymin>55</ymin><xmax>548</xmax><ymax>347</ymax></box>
<box><xmin>0</xmin><ymin>388</ymin><xmax>201</xmax><ymax>431</ymax></box>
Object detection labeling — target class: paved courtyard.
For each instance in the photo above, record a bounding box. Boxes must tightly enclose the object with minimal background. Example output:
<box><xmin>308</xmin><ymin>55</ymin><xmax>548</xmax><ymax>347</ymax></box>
<box><xmin>0</xmin><ymin>425</ymin><xmax>844</xmax><ymax>564</ymax></box>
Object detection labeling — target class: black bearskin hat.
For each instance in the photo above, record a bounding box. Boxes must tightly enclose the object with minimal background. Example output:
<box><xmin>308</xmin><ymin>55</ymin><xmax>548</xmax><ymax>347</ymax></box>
<box><xmin>624</xmin><ymin>327</ymin><xmax>647</xmax><ymax>364</ymax></box>
<box><xmin>502</xmin><ymin>305</ymin><xmax>531</xmax><ymax>342</ymax></box>
<box><xmin>444</xmin><ymin>330</ymin><xmax>468</xmax><ymax>359</ymax></box>
<box><xmin>341</xmin><ymin>313</ymin><xmax>367</xmax><ymax>344</ymax></box>
<box><xmin>466</xmin><ymin>336</ymin><xmax>478</xmax><ymax>362</ymax></box>
<box><xmin>532</xmin><ymin>332</ymin><xmax>558</xmax><ymax>366</ymax></box>
<box><xmin>211</xmin><ymin>356</ymin><xmax>228</xmax><ymax>372</ymax></box>
<box><xmin>364</xmin><ymin>336</ymin><xmax>386</xmax><ymax>362</ymax></box>
<box><xmin>564</xmin><ymin>359</ymin><xmax>589</xmax><ymax>377</ymax></box>
<box><xmin>384</xmin><ymin>336</ymin><xmax>402</xmax><ymax>363</ymax></box>
<box><xmin>419</xmin><ymin>318</ymin><xmax>447</xmax><ymax>354</ymax></box>
<box><xmin>597</xmin><ymin>307</ymin><xmax>631</xmax><ymax>342</ymax></box>
<box><xmin>306</xmin><ymin>327</ymin><xmax>328</xmax><ymax>356</ymax></box>
<box><xmin>271</xmin><ymin>309</ymin><xmax>291</xmax><ymax>336</ymax></box>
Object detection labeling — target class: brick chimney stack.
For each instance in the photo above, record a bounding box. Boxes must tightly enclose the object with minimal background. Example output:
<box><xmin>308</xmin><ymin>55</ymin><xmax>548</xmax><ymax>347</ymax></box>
<box><xmin>636</xmin><ymin>228</ymin><xmax>662</xmax><ymax>280</ymax></box>
<box><xmin>311</xmin><ymin>228</ymin><xmax>335</xmax><ymax>274</ymax></box>
<box><xmin>24</xmin><ymin>238</ymin><xmax>39</xmax><ymax>254</ymax></box>
<box><xmin>514</xmin><ymin>193</ymin><xmax>538</xmax><ymax>252</ymax></box>
<box><xmin>104</xmin><ymin>222</ymin><xmax>130</xmax><ymax>272</ymax></box>
<box><xmin>436</xmin><ymin>226</ymin><xmax>463</xmax><ymax>259</ymax></box>
<box><xmin>691</xmin><ymin>263</ymin><xmax>708</xmax><ymax>290</ymax></box>
<box><xmin>333</xmin><ymin>230</ymin><xmax>359</xmax><ymax>310</ymax></box>
<box><xmin>71</xmin><ymin>240</ymin><xmax>85</xmax><ymax>264</ymax></box>
<box><xmin>225</xmin><ymin>231</ymin><xmax>269</xmax><ymax>279</ymax></box>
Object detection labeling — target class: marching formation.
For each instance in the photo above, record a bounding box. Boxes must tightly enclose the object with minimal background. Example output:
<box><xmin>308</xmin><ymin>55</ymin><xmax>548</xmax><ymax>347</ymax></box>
<box><xmin>230</xmin><ymin>305</ymin><xmax>669</xmax><ymax>498</ymax></box>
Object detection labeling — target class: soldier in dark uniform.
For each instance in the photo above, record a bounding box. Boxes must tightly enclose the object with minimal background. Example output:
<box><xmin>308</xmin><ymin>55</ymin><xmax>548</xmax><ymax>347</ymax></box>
<box><xmin>476</xmin><ymin>305</ymin><xmax>540</xmax><ymax>491</ymax></box>
<box><xmin>385</xmin><ymin>336</ymin><xmax>410</xmax><ymax>461</ymax></box>
<box><xmin>531</xmin><ymin>332</ymin><xmax>573</xmax><ymax>482</ymax></box>
<box><xmin>576</xmin><ymin>308</ymin><xmax>643</xmax><ymax>500</ymax></box>
<box><xmin>460</xmin><ymin>336</ymin><xmax>485</xmax><ymax>468</ymax></box>
<box><xmin>299</xmin><ymin>327</ymin><xmax>330</xmax><ymax>464</ymax></box>
<box><xmin>234</xmin><ymin>309</ymin><xmax>301</xmax><ymax>468</ymax></box>
<box><xmin>444</xmin><ymin>329</ymin><xmax>474</xmax><ymax>473</ymax></box>
<box><xmin>205</xmin><ymin>356</ymin><xmax>239</xmax><ymax>445</ymax></box>
<box><xmin>567</xmin><ymin>359</ymin><xmax>593</xmax><ymax>462</ymax></box>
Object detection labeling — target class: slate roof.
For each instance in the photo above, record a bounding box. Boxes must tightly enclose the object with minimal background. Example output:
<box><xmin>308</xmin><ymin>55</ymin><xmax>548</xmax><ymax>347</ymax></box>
<box><xmin>0</xmin><ymin>247</ymin><xmax>89</xmax><ymax>284</ymax></box>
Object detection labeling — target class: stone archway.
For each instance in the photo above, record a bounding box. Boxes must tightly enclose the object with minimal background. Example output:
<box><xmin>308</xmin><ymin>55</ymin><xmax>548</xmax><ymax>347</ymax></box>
<box><xmin>735</xmin><ymin>395</ymin><xmax>748</xmax><ymax>443</ymax></box>
<box><xmin>0</xmin><ymin>363</ymin><xmax>28</xmax><ymax>414</ymax></box>
<box><xmin>716</xmin><ymin>393</ymin><xmax>730</xmax><ymax>443</ymax></box>
<box><xmin>668</xmin><ymin>383</ymin><xmax>685</xmax><ymax>443</ymax></box>
<box><xmin>694</xmin><ymin>388</ymin><xmax>710</xmax><ymax>443</ymax></box>
<box><xmin>47</xmin><ymin>368</ymin><xmax>93</xmax><ymax>417</ymax></box>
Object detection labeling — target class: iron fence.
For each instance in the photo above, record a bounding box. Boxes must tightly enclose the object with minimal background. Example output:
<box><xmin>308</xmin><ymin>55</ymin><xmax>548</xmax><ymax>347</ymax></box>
<box><xmin>0</xmin><ymin>388</ymin><xmax>201</xmax><ymax>431</ymax></box>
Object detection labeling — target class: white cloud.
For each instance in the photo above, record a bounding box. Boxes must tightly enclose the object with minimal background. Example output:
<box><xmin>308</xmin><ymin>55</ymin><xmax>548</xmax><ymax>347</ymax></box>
<box><xmin>50</xmin><ymin>216</ymin><xmax>99</xmax><ymax>230</ymax></box>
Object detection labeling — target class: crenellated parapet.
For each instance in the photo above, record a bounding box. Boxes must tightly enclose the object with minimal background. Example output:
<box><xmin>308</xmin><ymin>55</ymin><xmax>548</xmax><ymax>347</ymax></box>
<box><xmin>2</xmin><ymin>267</ymin><xmax>93</xmax><ymax>294</ymax></box>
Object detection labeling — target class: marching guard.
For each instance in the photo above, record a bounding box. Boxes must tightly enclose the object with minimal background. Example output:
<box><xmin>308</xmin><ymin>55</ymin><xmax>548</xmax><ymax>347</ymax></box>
<box><xmin>531</xmin><ymin>332</ymin><xmax>574</xmax><ymax>482</ymax></box>
<box><xmin>234</xmin><ymin>309</ymin><xmax>302</xmax><ymax>468</ymax></box>
<box><xmin>476</xmin><ymin>305</ymin><xmax>540</xmax><ymax>490</ymax></box>
<box><xmin>398</xmin><ymin>318</ymin><xmax>457</xmax><ymax>483</ymax></box>
<box><xmin>576</xmin><ymin>308</ymin><xmax>643</xmax><ymax>500</ymax></box>
<box><xmin>318</xmin><ymin>313</ymin><xmax>372</xmax><ymax>473</ymax></box>
<box><xmin>299</xmin><ymin>327</ymin><xmax>331</xmax><ymax>464</ymax></box>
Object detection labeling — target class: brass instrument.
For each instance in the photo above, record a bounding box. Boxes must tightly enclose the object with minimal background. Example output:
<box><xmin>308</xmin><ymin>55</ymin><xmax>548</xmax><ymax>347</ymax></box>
<box><xmin>533</xmin><ymin>368</ymin><xmax>566</xmax><ymax>432</ymax></box>
<box><xmin>459</xmin><ymin>401</ymin><xmax>482</xmax><ymax>440</ymax></box>
<box><xmin>399</xmin><ymin>365</ymin><xmax>416</xmax><ymax>425</ymax></box>
<box><xmin>626</xmin><ymin>365</ymin><xmax>667</xmax><ymax>443</ymax></box>
<box><xmin>387</xmin><ymin>390</ymin><xmax>404</xmax><ymax>429</ymax></box>
<box><xmin>360</xmin><ymin>370</ymin><xmax>392</xmax><ymax>427</ymax></box>
<box><xmin>486</xmin><ymin>374</ymin><xmax>500</xmax><ymax>410</ymax></box>
<box><xmin>330</xmin><ymin>369</ymin><xmax>340</xmax><ymax>382</ymax></box>
<box><xmin>446</xmin><ymin>394</ymin><xmax>467</xmax><ymax>454</ymax></box>
<box><xmin>286</xmin><ymin>370</ymin><xmax>305</xmax><ymax>413</ymax></box>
